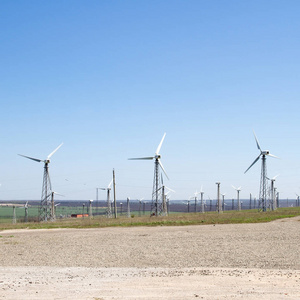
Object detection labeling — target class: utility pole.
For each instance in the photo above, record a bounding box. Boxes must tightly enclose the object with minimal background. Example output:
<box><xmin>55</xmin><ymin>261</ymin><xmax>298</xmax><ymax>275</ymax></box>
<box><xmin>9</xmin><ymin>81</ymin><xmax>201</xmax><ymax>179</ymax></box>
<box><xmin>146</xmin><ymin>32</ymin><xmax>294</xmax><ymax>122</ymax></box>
<box><xmin>51</xmin><ymin>191</ymin><xmax>55</xmax><ymax>221</ymax></box>
<box><xmin>12</xmin><ymin>205</ymin><xmax>16</xmax><ymax>224</ymax></box>
<box><xmin>113</xmin><ymin>169</ymin><xmax>117</xmax><ymax>219</ymax></box>
<box><xmin>89</xmin><ymin>199</ymin><xmax>93</xmax><ymax>217</ymax></box>
<box><xmin>127</xmin><ymin>197</ymin><xmax>131</xmax><ymax>218</ymax></box>
<box><xmin>216</xmin><ymin>182</ymin><xmax>222</xmax><ymax>213</ymax></box>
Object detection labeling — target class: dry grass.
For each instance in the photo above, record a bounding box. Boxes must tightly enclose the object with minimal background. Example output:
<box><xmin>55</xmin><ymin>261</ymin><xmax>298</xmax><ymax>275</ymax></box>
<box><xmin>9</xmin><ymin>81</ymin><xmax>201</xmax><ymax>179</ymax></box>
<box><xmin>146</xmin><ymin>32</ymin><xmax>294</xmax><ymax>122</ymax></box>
<box><xmin>0</xmin><ymin>207</ymin><xmax>299</xmax><ymax>231</ymax></box>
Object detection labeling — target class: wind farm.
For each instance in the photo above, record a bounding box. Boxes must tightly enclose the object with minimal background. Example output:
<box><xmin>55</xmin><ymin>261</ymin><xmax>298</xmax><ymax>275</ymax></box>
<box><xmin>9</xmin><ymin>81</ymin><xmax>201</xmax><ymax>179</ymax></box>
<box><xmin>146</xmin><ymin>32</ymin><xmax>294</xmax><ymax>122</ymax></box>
<box><xmin>1</xmin><ymin>131</ymin><xmax>300</xmax><ymax>225</ymax></box>
<box><xmin>1</xmin><ymin>1</ymin><xmax>300</xmax><ymax>299</ymax></box>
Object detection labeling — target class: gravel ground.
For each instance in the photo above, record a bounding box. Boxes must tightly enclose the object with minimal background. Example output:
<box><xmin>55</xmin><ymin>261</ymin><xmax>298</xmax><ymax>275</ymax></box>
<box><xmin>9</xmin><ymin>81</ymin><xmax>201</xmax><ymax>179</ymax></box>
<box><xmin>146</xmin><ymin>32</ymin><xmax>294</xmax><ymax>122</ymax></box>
<box><xmin>0</xmin><ymin>216</ymin><xmax>299</xmax><ymax>299</ymax></box>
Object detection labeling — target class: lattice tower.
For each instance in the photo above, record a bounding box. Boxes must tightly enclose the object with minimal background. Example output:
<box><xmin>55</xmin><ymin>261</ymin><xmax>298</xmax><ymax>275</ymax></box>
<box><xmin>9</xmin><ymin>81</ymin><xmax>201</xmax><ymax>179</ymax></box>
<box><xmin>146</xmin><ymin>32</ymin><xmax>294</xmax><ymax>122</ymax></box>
<box><xmin>259</xmin><ymin>155</ymin><xmax>268</xmax><ymax>212</ymax></box>
<box><xmin>151</xmin><ymin>158</ymin><xmax>162</xmax><ymax>216</ymax></box>
<box><xmin>39</xmin><ymin>162</ymin><xmax>52</xmax><ymax>222</ymax></box>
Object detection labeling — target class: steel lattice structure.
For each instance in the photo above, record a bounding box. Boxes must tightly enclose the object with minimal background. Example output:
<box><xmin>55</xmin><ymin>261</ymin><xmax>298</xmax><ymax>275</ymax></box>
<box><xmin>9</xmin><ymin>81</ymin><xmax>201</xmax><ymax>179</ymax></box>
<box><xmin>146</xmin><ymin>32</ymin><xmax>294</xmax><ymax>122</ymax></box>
<box><xmin>151</xmin><ymin>158</ymin><xmax>163</xmax><ymax>216</ymax></box>
<box><xmin>40</xmin><ymin>162</ymin><xmax>52</xmax><ymax>221</ymax></box>
<box><xmin>245</xmin><ymin>132</ymin><xmax>277</xmax><ymax>212</ymax></box>
<box><xmin>259</xmin><ymin>155</ymin><xmax>268</xmax><ymax>212</ymax></box>
<box><xmin>129</xmin><ymin>133</ymin><xmax>168</xmax><ymax>217</ymax></box>
<box><xmin>19</xmin><ymin>143</ymin><xmax>63</xmax><ymax>222</ymax></box>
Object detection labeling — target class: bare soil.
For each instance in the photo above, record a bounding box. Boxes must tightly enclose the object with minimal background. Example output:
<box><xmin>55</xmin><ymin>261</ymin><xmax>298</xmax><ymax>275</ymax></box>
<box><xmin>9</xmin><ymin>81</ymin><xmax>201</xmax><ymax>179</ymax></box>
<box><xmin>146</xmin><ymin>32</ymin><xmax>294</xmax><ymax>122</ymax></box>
<box><xmin>0</xmin><ymin>216</ymin><xmax>299</xmax><ymax>299</ymax></box>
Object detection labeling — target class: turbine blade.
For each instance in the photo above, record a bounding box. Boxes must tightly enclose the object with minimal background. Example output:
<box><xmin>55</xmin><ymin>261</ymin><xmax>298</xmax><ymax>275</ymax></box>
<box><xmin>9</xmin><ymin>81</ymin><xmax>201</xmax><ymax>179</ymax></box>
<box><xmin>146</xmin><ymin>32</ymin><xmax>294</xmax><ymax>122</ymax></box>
<box><xmin>267</xmin><ymin>153</ymin><xmax>279</xmax><ymax>159</ymax></box>
<box><xmin>53</xmin><ymin>191</ymin><xmax>65</xmax><ymax>197</ymax></box>
<box><xmin>231</xmin><ymin>185</ymin><xmax>237</xmax><ymax>190</ymax></box>
<box><xmin>47</xmin><ymin>143</ymin><xmax>63</xmax><ymax>160</ymax></box>
<box><xmin>165</xmin><ymin>186</ymin><xmax>175</xmax><ymax>193</ymax></box>
<box><xmin>272</xmin><ymin>174</ymin><xmax>280</xmax><ymax>180</ymax></box>
<box><xmin>155</xmin><ymin>133</ymin><xmax>166</xmax><ymax>155</ymax></box>
<box><xmin>108</xmin><ymin>179</ymin><xmax>113</xmax><ymax>189</ymax></box>
<box><xmin>158</xmin><ymin>160</ymin><xmax>169</xmax><ymax>180</ymax></box>
<box><xmin>253</xmin><ymin>131</ymin><xmax>262</xmax><ymax>152</ymax></box>
<box><xmin>200</xmin><ymin>186</ymin><xmax>204</xmax><ymax>193</ymax></box>
<box><xmin>244</xmin><ymin>154</ymin><xmax>261</xmax><ymax>173</ymax></box>
<box><xmin>18</xmin><ymin>154</ymin><xmax>43</xmax><ymax>163</ymax></box>
<box><xmin>128</xmin><ymin>157</ymin><xmax>154</xmax><ymax>160</ymax></box>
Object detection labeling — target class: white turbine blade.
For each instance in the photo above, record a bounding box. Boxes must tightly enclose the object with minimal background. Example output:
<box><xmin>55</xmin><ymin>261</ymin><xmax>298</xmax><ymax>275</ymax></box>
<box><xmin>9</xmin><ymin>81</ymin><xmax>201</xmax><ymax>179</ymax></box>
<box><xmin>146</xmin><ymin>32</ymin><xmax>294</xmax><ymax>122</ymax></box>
<box><xmin>108</xmin><ymin>179</ymin><xmax>113</xmax><ymax>189</ymax></box>
<box><xmin>53</xmin><ymin>191</ymin><xmax>65</xmax><ymax>197</ymax></box>
<box><xmin>55</xmin><ymin>203</ymin><xmax>61</xmax><ymax>207</ymax></box>
<box><xmin>253</xmin><ymin>131</ymin><xmax>262</xmax><ymax>152</ymax></box>
<box><xmin>47</xmin><ymin>143</ymin><xmax>63</xmax><ymax>160</ymax></box>
<box><xmin>238</xmin><ymin>186</ymin><xmax>242</xmax><ymax>191</ymax></box>
<box><xmin>267</xmin><ymin>153</ymin><xmax>279</xmax><ymax>159</ymax></box>
<box><xmin>244</xmin><ymin>154</ymin><xmax>261</xmax><ymax>174</ymax></box>
<box><xmin>272</xmin><ymin>174</ymin><xmax>280</xmax><ymax>180</ymax></box>
<box><xmin>231</xmin><ymin>185</ymin><xmax>237</xmax><ymax>190</ymax></box>
<box><xmin>165</xmin><ymin>186</ymin><xmax>175</xmax><ymax>193</ymax></box>
<box><xmin>18</xmin><ymin>154</ymin><xmax>43</xmax><ymax>163</ymax></box>
<box><xmin>128</xmin><ymin>157</ymin><xmax>154</xmax><ymax>160</ymax></box>
<box><xmin>155</xmin><ymin>133</ymin><xmax>166</xmax><ymax>155</ymax></box>
<box><xmin>158</xmin><ymin>160</ymin><xmax>169</xmax><ymax>180</ymax></box>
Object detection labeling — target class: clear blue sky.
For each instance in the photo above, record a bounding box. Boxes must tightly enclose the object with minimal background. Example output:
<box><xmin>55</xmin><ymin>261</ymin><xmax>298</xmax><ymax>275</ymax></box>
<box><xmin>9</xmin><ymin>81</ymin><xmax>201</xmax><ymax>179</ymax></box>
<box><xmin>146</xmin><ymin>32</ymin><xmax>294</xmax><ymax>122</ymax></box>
<box><xmin>0</xmin><ymin>0</ymin><xmax>299</xmax><ymax>201</ymax></box>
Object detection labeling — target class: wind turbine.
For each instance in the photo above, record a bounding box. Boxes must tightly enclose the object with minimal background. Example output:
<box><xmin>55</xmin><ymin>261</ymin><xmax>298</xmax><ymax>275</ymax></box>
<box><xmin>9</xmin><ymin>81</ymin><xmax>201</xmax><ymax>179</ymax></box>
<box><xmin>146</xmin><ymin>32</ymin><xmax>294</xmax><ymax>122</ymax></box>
<box><xmin>221</xmin><ymin>193</ymin><xmax>226</xmax><ymax>211</ymax></box>
<box><xmin>19</xmin><ymin>143</ymin><xmax>63</xmax><ymax>222</ymax></box>
<box><xmin>200</xmin><ymin>186</ymin><xmax>205</xmax><ymax>213</ymax></box>
<box><xmin>266</xmin><ymin>174</ymin><xmax>279</xmax><ymax>211</ymax></box>
<box><xmin>245</xmin><ymin>131</ymin><xmax>278</xmax><ymax>212</ymax></box>
<box><xmin>129</xmin><ymin>133</ymin><xmax>168</xmax><ymax>216</ymax></box>
<box><xmin>138</xmin><ymin>198</ymin><xmax>144</xmax><ymax>217</ymax></box>
<box><xmin>232</xmin><ymin>185</ymin><xmax>242</xmax><ymax>211</ymax></box>
<box><xmin>100</xmin><ymin>179</ymin><xmax>113</xmax><ymax>218</ymax></box>
<box><xmin>160</xmin><ymin>173</ymin><xmax>175</xmax><ymax>216</ymax></box>
<box><xmin>18</xmin><ymin>201</ymin><xmax>29</xmax><ymax>222</ymax></box>
<box><xmin>190</xmin><ymin>190</ymin><xmax>200</xmax><ymax>213</ymax></box>
<box><xmin>50</xmin><ymin>191</ymin><xmax>64</xmax><ymax>221</ymax></box>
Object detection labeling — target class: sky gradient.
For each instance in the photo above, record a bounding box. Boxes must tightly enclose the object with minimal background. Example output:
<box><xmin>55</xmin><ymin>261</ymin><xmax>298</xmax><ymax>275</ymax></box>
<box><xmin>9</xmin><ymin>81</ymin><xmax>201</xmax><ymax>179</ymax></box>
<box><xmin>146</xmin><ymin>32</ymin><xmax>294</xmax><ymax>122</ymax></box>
<box><xmin>1</xmin><ymin>1</ymin><xmax>300</xmax><ymax>202</ymax></box>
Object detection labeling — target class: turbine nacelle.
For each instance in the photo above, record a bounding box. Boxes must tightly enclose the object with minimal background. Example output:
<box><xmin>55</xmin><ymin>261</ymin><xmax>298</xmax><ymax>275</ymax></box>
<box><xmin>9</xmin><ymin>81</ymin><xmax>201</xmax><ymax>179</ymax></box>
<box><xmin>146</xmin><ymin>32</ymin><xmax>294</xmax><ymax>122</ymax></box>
<box><xmin>128</xmin><ymin>133</ymin><xmax>168</xmax><ymax>179</ymax></box>
<box><xmin>19</xmin><ymin>143</ymin><xmax>63</xmax><ymax>166</ymax></box>
<box><xmin>244</xmin><ymin>132</ymin><xmax>278</xmax><ymax>174</ymax></box>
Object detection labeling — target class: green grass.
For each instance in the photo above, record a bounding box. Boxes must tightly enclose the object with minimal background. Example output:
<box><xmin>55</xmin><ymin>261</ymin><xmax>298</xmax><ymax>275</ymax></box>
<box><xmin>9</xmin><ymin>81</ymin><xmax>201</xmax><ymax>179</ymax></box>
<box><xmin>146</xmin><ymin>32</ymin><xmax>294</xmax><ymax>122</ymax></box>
<box><xmin>0</xmin><ymin>207</ymin><xmax>299</xmax><ymax>231</ymax></box>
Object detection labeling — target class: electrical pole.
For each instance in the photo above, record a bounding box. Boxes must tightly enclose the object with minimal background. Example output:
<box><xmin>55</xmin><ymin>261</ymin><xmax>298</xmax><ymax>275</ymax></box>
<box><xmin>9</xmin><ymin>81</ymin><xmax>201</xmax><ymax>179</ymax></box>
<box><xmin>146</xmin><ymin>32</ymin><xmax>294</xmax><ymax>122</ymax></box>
<box><xmin>216</xmin><ymin>182</ymin><xmax>222</xmax><ymax>213</ymax></box>
<box><xmin>113</xmin><ymin>169</ymin><xmax>117</xmax><ymax>219</ymax></box>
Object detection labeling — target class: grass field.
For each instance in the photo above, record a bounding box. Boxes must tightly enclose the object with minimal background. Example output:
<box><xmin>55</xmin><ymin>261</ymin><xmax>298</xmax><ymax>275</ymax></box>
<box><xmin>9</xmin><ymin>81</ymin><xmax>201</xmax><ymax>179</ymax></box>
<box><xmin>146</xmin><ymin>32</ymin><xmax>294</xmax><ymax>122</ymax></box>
<box><xmin>0</xmin><ymin>206</ymin><xmax>300</xmax><ymax>231</ymax></box>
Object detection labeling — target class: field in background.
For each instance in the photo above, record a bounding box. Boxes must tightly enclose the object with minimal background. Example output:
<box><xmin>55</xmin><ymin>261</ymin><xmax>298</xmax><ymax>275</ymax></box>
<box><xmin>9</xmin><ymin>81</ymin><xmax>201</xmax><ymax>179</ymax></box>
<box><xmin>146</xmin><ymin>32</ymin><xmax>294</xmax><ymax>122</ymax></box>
<box><xmin>0</xmin><ymin>202</ymin><xmax>300</xmax><ymax>231</ymax></box>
